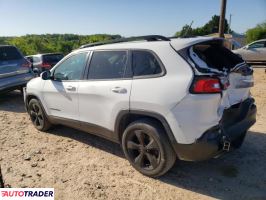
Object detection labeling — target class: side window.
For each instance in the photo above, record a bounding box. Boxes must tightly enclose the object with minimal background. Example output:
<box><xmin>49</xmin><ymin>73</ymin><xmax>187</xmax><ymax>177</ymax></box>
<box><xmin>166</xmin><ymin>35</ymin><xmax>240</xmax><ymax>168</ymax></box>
<box><xmin>249</xmin><ymin>41</ymin><xmax>265</xmax><ymax>49</ymax></box>
<box><xmin>132</xmin><ymin>51</ymin><xmax>162</xmax><ymax>77</ymax></box>
<box><xmin>26</xmin><ymin>57</ymin><xmax>33</xmax><ymax>63</ymax></box>
<box><xmin>88</xmin><ymin>51</ymin><xmax>127</xmax><ymax>79</ymax></box>
<box><xmin>33</xmin><ymin>56</ymin><xmax>41</xmax><ymax>63</ymax></box>
<box><xmin>53</xmin><ymin>52</ymin><xmax>87</xmax><ymax>81</ymax></box>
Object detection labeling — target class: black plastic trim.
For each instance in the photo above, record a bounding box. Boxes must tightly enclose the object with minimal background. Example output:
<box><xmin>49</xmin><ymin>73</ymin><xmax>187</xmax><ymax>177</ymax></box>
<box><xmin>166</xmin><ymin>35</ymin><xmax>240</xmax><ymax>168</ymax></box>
<box><xmin>48</xmin><ymin>116</ymin><xmax>118</xmax><ymax>143</ymax></box>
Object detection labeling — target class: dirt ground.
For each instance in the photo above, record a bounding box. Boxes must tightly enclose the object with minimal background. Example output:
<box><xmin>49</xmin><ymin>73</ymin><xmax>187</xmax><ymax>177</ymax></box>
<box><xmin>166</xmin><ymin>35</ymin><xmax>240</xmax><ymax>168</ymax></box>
<box><xmin>0</xmin><ymin>68</ymin><xmax>266</xmax><ymax>200</ymax></box>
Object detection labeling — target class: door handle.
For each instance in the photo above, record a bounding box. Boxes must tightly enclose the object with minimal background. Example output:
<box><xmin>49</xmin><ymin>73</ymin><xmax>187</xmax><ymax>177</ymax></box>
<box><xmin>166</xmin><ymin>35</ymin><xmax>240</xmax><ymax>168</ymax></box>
<box><xmin>112</xmin><ymin>87</ymin><xmax>127</xmax><ymax>94</ymax></box>
<box><xmin>66</xmin><ymin>86</ymin><xmax>76</xmax><ymax>91</ymax></box>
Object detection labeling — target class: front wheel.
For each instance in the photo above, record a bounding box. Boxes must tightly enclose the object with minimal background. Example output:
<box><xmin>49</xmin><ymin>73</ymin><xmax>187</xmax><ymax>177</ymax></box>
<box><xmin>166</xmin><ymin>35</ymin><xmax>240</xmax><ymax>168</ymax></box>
<box><xmin>28</xmin><ymin>99</ymin><xmax>51</xmax><ymax>131</ymax></box>
<box><xmin>122</xmin><ymin>119</ymin><xmax>176</xmax><ymax>177</ymax></box>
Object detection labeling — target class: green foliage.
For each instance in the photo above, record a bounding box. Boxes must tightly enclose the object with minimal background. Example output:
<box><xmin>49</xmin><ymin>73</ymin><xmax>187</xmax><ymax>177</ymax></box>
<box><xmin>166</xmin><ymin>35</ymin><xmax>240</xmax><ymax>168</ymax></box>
<box><xmin>0</xmin><ymin>34</ymin><xmax>121</xmax><ymax>55</ymax></box>
<box><xmin>175</xmin><ymin>15</ymin><xmax>230</xmax><ymax>37</ymax></box>
<box><xmin>246</xmin><ymin>21</ymin><xmax>266</xmax><ymax>43</ymax></box>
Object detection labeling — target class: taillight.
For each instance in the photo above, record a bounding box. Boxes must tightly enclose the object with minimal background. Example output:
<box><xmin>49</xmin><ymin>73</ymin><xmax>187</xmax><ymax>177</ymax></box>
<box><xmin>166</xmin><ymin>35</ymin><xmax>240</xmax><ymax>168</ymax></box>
<box><xmin>190</xmin><ymin>77</ymin><xmax>222</xmax><ymax>94</ymax></box>
<box><xmin>22</xmin><ymin>60</ymin><xmax>31</xmax><ymax>68</ymax></box>
<box><xmin>42</xmin><ymin>62</ymin><xmax>51</xmax><ymax>68</ymax></box>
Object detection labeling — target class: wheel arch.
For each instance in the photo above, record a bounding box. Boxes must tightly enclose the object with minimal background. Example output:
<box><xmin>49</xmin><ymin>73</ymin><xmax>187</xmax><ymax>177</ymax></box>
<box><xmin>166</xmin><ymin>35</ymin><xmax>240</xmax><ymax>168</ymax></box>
<box><xmin>25</xmin><ymin>93</ymin><xmax>48</xmax><ymax>116</ymax></box>
<box><xmin>115</xmin><ymin>110</ymin><xmax>179</xmax><ymax>154</ymax></box>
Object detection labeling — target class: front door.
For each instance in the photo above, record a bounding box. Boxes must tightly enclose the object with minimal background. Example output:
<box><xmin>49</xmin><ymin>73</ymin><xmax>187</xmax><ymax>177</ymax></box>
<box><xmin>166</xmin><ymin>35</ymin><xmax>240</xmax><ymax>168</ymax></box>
<box><xmin>42</xmin><ymin>52</ymin><xmax>88</xmax><ymax>120</ymax></box>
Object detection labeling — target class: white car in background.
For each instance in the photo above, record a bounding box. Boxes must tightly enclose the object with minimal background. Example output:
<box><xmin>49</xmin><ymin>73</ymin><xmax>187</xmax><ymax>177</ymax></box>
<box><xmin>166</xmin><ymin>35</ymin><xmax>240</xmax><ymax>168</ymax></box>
<box><xmin>24</xmin><ymin>35</ymin><xmax>256</xmax><ymax>177</ymax></box>
<box><xmin>233</xmin><ymin>39</ymin><xmax>266</xmax><ymax>65</ymax></box>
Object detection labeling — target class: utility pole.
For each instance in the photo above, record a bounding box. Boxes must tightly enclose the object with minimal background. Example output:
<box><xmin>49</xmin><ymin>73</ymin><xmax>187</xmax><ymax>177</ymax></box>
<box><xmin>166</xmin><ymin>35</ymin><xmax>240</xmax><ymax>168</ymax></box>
<box><xmin>219</xmin><ymin>0</ymin><xmax>227</xmax><ymax>38</ymax></box>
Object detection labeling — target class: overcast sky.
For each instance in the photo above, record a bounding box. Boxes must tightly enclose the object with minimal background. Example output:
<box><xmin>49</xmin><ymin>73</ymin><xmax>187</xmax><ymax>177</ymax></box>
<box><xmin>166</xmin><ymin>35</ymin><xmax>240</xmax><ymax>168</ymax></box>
<box><xmin>0</xmin><ymin>0</ymin><xmax>265</xmax><ymax>37</ymax></box>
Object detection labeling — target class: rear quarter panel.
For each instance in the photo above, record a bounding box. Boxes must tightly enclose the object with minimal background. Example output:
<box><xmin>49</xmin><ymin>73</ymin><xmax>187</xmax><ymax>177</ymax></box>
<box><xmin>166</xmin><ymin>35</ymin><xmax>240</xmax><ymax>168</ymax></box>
<box><xmin>130</xmin><ymin>45</ymin><xmax>194</xmax><ymax>143</ymax></box>
<box><xmin>130</xmin><ymin>45</ymin><xmax>193</xmax><ymax>115</ymax></box>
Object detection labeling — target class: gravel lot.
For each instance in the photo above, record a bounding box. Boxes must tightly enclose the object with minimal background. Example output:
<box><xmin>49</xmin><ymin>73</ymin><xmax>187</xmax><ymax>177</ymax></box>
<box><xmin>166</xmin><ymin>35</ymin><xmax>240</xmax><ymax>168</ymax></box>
<box><xmin>0</xmin><ymin>68</ymin><xmax>266</xmax><ymax>200</ymax></box>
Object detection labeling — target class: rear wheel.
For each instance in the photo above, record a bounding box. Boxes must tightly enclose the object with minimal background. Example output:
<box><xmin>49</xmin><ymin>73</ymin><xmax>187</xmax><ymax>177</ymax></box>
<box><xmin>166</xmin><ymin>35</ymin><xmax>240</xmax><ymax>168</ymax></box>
<box><xmin>122</xmin><ymin>119</ymin><xmax>176</xmax><ymax>177</ymax></box>
<box><xmin>28</xmin><ymin>99</ymin><xmax>51</xmax><ymax>131</ymax></box>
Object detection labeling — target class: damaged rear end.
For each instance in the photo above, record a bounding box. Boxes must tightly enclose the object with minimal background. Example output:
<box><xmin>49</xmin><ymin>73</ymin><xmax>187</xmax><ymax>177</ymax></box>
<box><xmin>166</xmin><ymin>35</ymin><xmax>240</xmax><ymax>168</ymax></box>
<box><xmin>170</xmin><ymin>38</ymin><xmax>256</xmax><ymax>161</ymax></box>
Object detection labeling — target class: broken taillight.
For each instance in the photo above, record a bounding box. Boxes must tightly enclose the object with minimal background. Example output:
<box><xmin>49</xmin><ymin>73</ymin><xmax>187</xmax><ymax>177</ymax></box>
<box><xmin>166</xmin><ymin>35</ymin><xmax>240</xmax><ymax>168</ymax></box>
<box><xmin>190</xmin><ymin>77</ymin><xmax>222</xmax><ymax>94</ymax></box>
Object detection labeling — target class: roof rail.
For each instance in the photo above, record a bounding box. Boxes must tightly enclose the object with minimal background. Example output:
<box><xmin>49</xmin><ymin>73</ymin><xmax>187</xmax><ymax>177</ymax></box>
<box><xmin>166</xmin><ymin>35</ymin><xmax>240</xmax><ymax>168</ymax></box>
<box><xmin>79</xmin><ymin>35</ymin><xmax>170</xmax><ymax>49</ymax></box>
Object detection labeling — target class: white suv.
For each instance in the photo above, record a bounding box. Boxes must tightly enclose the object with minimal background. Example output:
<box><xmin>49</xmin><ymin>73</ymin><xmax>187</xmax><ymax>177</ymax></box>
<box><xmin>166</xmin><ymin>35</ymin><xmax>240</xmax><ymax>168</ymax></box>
<box><xmin>24</xmin><ymin>35</ymin><xmax>256</xmax><ymax>177</ymax></box>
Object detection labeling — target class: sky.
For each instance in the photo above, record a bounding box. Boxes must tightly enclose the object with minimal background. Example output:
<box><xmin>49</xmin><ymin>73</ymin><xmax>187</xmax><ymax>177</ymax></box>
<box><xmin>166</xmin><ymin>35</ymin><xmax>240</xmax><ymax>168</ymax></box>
<box><xmin>0</xmin><ymin>0</ymin><xmax>265</xmax><ymax>37</ymax></box>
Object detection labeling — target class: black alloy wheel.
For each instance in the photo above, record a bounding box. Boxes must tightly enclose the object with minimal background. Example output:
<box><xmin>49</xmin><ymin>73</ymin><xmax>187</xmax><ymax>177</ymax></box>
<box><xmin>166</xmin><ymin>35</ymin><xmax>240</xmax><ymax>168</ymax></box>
<box><xmin>126</xmin><ymin>129</ymin><xmax>161</xmax><ymax>170</ymax></box>
<box><xmin>122</xmin><ymin>119</ymin><xmax>176</xmax><ymax>177</ymax></box>
<box><xmin>29</xmin><ymin>102</ymin><xmax>44</xmax><ymax>129</ymax></box>
<box><xmin>28</xmin><ymin>99</ymin><xmax>51</xmax><ymax>131</ymax></box>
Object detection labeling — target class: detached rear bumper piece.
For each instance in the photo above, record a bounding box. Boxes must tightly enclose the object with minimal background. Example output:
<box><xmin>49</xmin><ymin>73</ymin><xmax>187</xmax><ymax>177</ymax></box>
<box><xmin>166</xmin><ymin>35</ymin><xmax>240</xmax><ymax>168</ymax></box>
<box><xmin>175</xmin><ymin>98</ymin><xmax>256</xmax><ymax>161</ymax></box>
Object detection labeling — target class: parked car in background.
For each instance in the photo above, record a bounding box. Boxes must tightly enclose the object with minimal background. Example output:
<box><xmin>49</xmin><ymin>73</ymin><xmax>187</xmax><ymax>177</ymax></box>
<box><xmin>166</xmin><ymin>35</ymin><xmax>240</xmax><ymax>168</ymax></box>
<box><xmin>0</xmin><ymin>45</ymin><xmax>34</xmax><ymax>93</ymax></box>
<box><xmin>233</xmin><ymin>39</ymin><xmax>266</xmax><ymax>65</ymax></box>
<box><xmin>223</xmin><ymin>38</ymin><xmax>242</xmax><ymax>50</ymax></box>
<box><xmin>24</xmin><ymin>35</ymin><xmax>256</xmax><ymax>177</ymax></box>
<box><xmin>26</xmin><ymin>53</ymin><xmax>64</xmax><ymax>74</ymax></box>
<box><xmin>25</xmin><ymin>56</ymin><xmax>33</xmax><ymax>68</ymax></box>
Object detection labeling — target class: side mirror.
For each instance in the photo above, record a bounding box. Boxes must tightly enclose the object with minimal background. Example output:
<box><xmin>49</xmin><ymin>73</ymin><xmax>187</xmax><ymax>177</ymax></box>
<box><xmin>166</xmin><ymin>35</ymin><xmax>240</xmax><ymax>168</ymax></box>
<box><xmin>41</xmin><ymin>71</ymin><xmax>51</xmax><ymax>80</ymax></box>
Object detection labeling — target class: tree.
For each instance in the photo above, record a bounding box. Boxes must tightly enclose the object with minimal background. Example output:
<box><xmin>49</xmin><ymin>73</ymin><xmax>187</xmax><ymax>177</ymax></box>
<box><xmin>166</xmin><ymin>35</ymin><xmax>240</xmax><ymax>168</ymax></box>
<box><xmin>246</xmin><ymin>21</ymin><xmax>266</xmax><ymax>43</ymax></box>
<box><xmin>175</xmin><ymin>15</ymin><xmax>230</xmax><ymax>37</ymax></box>
<box><xmin>175</xmin><ymin>24</ymin><xmax>193</xmax><ymax>37</ymax></box>
<box><xmin>0</xmin><ymin>34</ymin><xmax>121</xmax><ymax>55</ymax></box>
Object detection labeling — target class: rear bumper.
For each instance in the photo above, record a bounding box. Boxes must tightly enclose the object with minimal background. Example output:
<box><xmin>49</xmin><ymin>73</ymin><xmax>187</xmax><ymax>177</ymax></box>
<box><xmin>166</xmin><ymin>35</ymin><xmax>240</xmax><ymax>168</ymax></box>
<box><xmin>246</xmin><ymin>61</ymin><xmax>266</xmax><ymax>65</ymax></box>
<box><xmin>0</xmin><ymin>73</ymin><xmax>34</xmax><ymax>92</ymax></box>
<box><xmin>174</xmin><ymin>98</ymin><xmax>257</xmax><ymax>161</ymax></box>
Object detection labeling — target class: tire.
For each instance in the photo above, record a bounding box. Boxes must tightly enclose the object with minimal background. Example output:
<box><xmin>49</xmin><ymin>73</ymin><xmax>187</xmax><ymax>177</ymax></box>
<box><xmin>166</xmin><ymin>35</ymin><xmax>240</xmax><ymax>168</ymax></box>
<box><xmin>122</xmin><ymin>119</ymin><xmax>176</xmax><ymax>177</ymax></box>
<box><xmin>28</xmin><ymin>99</ymin><xmax>51</xmax><ymax>131</ymax></box>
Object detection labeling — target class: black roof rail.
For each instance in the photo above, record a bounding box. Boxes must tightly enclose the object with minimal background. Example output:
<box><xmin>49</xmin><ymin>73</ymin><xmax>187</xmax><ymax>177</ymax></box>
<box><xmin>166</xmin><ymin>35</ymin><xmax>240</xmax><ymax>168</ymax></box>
<box><xmin>79</xmin><ymin>35</ymin><xmax>170</xmax><ymax>49</ymax></box>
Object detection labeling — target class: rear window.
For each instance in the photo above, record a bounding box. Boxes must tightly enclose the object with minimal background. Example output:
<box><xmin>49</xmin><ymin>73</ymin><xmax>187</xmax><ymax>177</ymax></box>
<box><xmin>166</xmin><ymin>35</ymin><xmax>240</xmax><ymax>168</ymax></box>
<box><xmin>33</xmin><ymin>56</ymin><xmax>41</xmax><ymax>63</ymax></box>
<box><xmin>190</xmin><ymin>41</ymin><xmax>243</xmax><ymax>72</ymax></box>
<box><xmin>0</xmin><ymin>46</ymin><xmax>22</xmax><ymax>61</ymax></box>
<box><xmin>132</xmin><ymin>50</ymin><xmax>162</xmax><ymax>76</ymax></box>
<box><xmin>43</xmin><ymin>54</ymin><xmax>64</xmax><ymax>63</ymax></box>
<box><xmin>88</xmin><ymin>51</ymin><xmax>128</xmax><ymax>79</ymax></box>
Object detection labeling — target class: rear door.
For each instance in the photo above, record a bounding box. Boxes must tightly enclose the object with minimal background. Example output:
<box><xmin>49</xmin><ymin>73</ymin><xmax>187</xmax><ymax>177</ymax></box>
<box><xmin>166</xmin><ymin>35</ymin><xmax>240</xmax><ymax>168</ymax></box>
<box><xmin>78</xmin><ymin>50</ymin><xmax>131</xmax><ymax>135</ymax></box>
<box><xmin>0</xmin><ymin>46</ymin><xmax>30</xmax><ymax>78</ymax></box>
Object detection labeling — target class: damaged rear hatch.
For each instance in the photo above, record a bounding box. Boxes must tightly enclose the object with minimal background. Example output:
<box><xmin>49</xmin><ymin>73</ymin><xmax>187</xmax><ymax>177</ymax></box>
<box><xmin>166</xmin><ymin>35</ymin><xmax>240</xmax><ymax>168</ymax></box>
<box><xmin>171</xmin><ymin>38</ymin><xmax>254</xmax><ymax>109</ymax></box>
